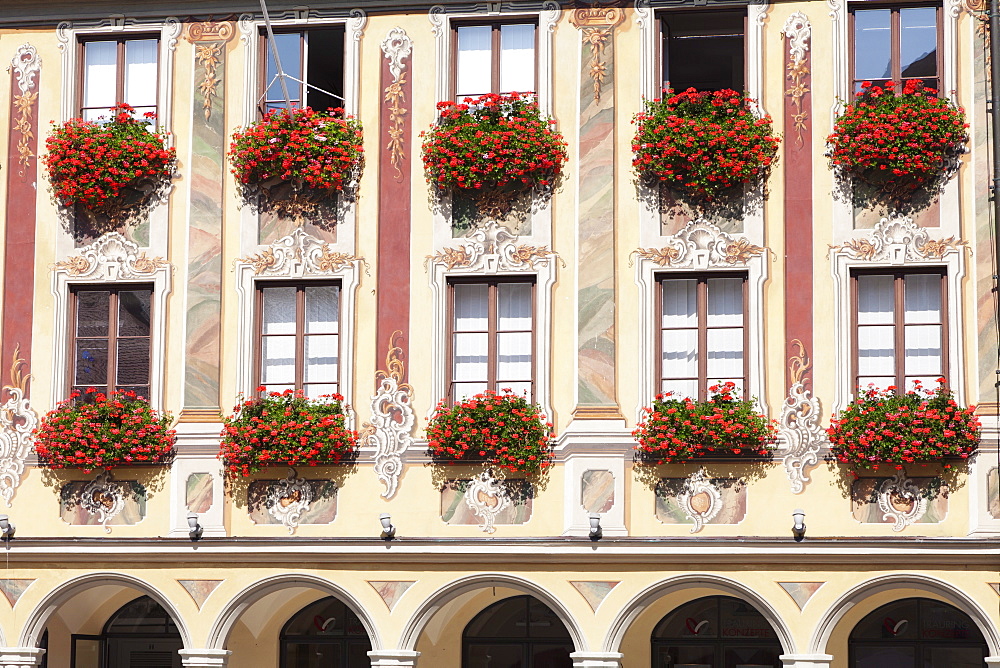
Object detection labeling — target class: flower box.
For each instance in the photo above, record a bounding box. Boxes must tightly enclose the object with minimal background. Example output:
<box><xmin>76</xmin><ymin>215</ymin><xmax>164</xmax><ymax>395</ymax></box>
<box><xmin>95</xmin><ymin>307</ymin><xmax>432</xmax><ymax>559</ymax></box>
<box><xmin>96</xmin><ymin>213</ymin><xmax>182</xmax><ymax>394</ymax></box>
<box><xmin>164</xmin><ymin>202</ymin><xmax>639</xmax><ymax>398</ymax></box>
<box><xmin>33</xmin><ymin>389</ymin><xmax>176</xmax><ymax>473</ymax></box>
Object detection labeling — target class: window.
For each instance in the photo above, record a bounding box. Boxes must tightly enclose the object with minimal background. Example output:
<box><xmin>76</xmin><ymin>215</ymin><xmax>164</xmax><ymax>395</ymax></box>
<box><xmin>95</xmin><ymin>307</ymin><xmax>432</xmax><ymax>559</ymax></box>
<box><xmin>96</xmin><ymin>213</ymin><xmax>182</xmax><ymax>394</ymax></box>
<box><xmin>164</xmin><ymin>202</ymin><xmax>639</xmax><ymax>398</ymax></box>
<box><xmin>852</xmin><ymin>6</ymin><xmax>940</xmax><ymax>92</ymax></box>
<box><xmin>661</xmin><ymin>11</ymin><xmax>745</xmax><ymax>92</ymax></box>
<box><xmin>80</xmin><ymin>37</ymin><xmax>158</xmax><ymax>121</ymax></box>
<box><xmin>449</xmin><ymin>279</ymin><xmax>534</xmax><ymax>401</ymax></box>
<box><xmin>256</xmin><ymin>283</ymin><xmax>340</xmax><ymax>397</ymax></box>
<box><xmin>658</xmin><ymin>275</ymin><xmax>747</xmax><ymax>401</ymax></box>
<box><xmin>852</xmin><ymin>270</ymin><xmax>947</xmax><ymax>392</ymax></box>
<box><xmin>454</xmin><ymin>21</ymin><xmax>536</xmax><ymax>100</ymax></box>
<box><xmin>70</xmin><ymin>286</ymin><xmax>152</xmax><ymax>399</ymax></box>
<box><xmin>260</xmin><ymin>28</ymin><xmax>345</xmax><ymax>114</ymax></box>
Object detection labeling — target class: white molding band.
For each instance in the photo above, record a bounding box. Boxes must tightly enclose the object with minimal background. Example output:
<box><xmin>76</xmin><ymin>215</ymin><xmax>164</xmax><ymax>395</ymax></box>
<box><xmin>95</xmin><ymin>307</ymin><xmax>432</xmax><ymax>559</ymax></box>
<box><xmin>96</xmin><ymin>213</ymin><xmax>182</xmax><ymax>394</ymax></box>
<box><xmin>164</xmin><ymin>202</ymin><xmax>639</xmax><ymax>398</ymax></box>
<box><xmin>0</xmin><ymin>649</ymin><xmax>44</xmax><ymax>667</ymax></box>
<box><xmin>178</xmin><ymin>649</ymin><xmax>231</xmax><ymax>668</ymax></box>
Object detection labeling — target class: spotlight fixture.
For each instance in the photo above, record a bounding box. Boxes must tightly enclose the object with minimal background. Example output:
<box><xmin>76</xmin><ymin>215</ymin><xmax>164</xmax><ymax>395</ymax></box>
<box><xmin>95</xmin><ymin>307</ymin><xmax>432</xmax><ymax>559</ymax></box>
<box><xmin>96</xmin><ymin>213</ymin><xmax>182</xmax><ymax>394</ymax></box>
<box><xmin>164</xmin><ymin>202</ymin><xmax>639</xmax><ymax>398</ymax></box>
<box><xmin>380</xmin><ymin>513</ymin><xmax>396</xmax><ymax>540</ymax></box>
<box><xmin>791</xmin><ymin>509</ymin><xmax>806</xmax><ymax>542</ymax></box>
<box><xmin>187</xmin><ymin>512</ymin><xmax>203</xmax><ymax>541</ymax></box>
<box><xmin>588</xmin><ymin>513</ymin><xmax>603</xmax><ymax>541</ymax></box>
<box><xmin>0</xmin><ymin>515</ymin><xmax>14</xmax><ymax>541</ymax></box>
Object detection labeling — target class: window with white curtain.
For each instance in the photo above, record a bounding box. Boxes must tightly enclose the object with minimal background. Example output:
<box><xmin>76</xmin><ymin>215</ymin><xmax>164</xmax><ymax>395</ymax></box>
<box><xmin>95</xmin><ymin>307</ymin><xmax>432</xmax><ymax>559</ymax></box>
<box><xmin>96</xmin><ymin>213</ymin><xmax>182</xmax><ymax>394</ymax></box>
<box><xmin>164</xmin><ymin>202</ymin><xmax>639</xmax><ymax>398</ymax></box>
<box><xmin>449</xmin><ymin>279</ymin><xmax>534</xmax><ymax>401</ymax></box>
<box><xmin>853</xmin><ymin>270</ymin><xmax>946</xmax><ymax>393</ymax></box>
<box><xmin>257</xmin><ymin>283</ymin><xmax>340</xmax><ymax>398</ymax></box>
<box><xmin>454</xmin><ymin>22</ymin><xmax>536</xmax><ymax>100</ymax></box>
<box><xmin>658</xmin><ymin>274</ymin><xmax>747</xmax><ymax>401</ymax></box>
<box><xmin>80</xmin><ymin>37</ymin><xmax>158</xmax><ymax>121</ymax></box>
<box><xmin>259</xmin><ymin>28</ymin><xmax>345</xmax><ymax>114</ymax></box>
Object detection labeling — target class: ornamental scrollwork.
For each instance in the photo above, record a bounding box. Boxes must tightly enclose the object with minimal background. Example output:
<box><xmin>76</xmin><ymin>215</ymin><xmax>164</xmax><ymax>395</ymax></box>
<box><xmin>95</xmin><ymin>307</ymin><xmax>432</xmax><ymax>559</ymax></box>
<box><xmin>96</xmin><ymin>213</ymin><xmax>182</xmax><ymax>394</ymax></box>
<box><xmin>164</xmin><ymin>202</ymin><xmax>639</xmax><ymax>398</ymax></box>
<box><xmin>829</xmin><ymin>216</ymin><xmax>966</xmax><ymax>263</ymax></box>
<box><xmin>265</xmin><ymin>468</ymin><xmax>315</xmax><ymax>535</ymax></box>
<box><xmin>0</xmin><ymin>346</ymin><xmax>37</xmax><ymax>507</ymax></box>
<box><xmin>878</xmin><ymin>471</ymin><xmax>928</xmax><ymax>532</ymax></box>
<box><xmin>779</xmin><ymin>340</ymin><xmax>824</xmax><ymax>494</ymax></box>
<box><xmin>12</xmin><ymin>44</ymin><xmax>40</xmax><ymax>175</ymax></box>
<box><xmin>463</xmin><ymin>471</ymin><xmax>511</xmax><ymax>534</ymax></box>
<box><xmin>631</xmin><ymin>219</ymin><xmax>767</xmax><ymax>269</ymax></box>
<box><xmin>236</xmin><ymin>228</ymin><xmax>366</xmax><ymax>277</ymax></box>
<box><xmin>426</xmin><ymin>221</ymin><xmax>557</xmax><ymax>273</ymax></box>
<box><xmin>381</xmin><ymin>28</ymin><xmax>412</xmax><ymax>179</ymax></box>
<box><xmin>80</xmin><ymin>473</ymin><xmax>128</xmax><ymax>533</ymax></box>
<box><xmin>52</xmin><ymin>233</ymin><xmax>169</xmax><ymax>280</ymax></box>
<box><xmin>783</xmin><ymin>12</ymin><xmax>811</xmax><ymax>148</ymax></box>
<box><xmin>677</xmin><ymin>469</ymin><xmax>723</xmax><ymax>533</ymax></box>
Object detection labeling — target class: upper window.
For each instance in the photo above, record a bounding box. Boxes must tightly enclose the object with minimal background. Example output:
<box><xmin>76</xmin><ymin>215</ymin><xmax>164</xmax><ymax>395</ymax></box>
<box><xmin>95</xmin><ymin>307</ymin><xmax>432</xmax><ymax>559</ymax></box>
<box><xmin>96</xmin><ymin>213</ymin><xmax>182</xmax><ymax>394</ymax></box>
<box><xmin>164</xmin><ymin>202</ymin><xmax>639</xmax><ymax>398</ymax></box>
<box><xmin>80</xmin><ymin>37</ymin><xmax>158</xmax><ymax>121</ymax></box>
<box><xmin>661</xmin><ymin>11</ymin><xmax>745</xmax><ymax>92</ymax></box>
<box><xmin>659</xmin><ymin>274</ymin><xmax>747</xmax><ymax>401</ymax></box>
<box><xmin>256</xmin><ymin>283</ymin><xmax>341</xmax><ymax>397</ymax></box>
<box><xmin>454</xmin><ymin>22</ymin><xmax>536</xmax><ymax>100</ymax></box>
<box><xmin>260</xmin><ymin>28</ymin><xmax>345</xmax><ymax>114</ymax></box>
<box><xmin>70</xmin><ymin>286</ymin><xmax>152</xmax><ymax>398</ymax></box>
<box><xmin>852</xmin><ymin>6</ymin><xmax>940</xmax><ymax>92</ymax></box>
<box><xmin>852</xmin><ymin>270</ymin><xmax>947</xmax><ymax>392</ymax></box>
<box><xmin>449</xmin><ymin>279</ymin><xmax>534</xmax><ymax>401</ymax></box>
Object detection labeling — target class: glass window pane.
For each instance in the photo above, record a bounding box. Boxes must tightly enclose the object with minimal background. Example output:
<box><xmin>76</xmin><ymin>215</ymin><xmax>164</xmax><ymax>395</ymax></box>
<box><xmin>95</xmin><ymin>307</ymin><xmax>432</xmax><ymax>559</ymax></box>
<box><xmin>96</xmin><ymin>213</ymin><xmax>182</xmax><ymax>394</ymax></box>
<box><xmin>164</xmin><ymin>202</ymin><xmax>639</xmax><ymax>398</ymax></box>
<box><xmin>116</xmin><ymin>338</ymin><xmax>150</xmax><ymax>386</ymax></box>
<box><xmin>265</xmin><ymin>32</ymin><xmax>303</xmax><ymax>109</ymax></box>
<box><xmin>262</xmin><ymin>336</ymin><xmax>296</xmax><ymax>384</ymax></box>
<box><xmin>262</xmin><ymin>287</ymin><xmax>297</xmax><ymax>335</ymax></box>
<box><xmin>454</xmin><ymin>332</ymin><xmax>488</xmax><ymax>381</ymax></box>
<box><xmin>923</xmin><ymin>647</ymin><xmax>984</xmax><ymax>668</ymax></box>
<box><xmin>858</xmin><ymin>275</ymin><xmax>895</xmax><ymax>324</ymax></box>
<box><xmin>502</xmin><ymin>381</ymin><xmax>532</xmax><ymax>397</ymax></box>
<box><xmin>706</xmin><ymin>327</ymin><xmax>744</xmax><ymax>379</ymax></box>
<box><xmin>124</xmin><ymin>39</ymin><xmax>158</xmax><ymax>110</ymax></box>
<box><xmin>855</xmin><ymin>646</ymin><xmax>915</xmax><ymax>668</ymax></box>
<box><xmin>77</xmin><ymin>291</ymin><xmax>110</xmax><ymax>337</ymax></box>
<box><xmin>498</xmin><ymin>283</ymin><xmax>532</xmax><ymax>331</ymax></box>
<box><xmin>303</xmin><ymin>383</ymin><xmax>337</xmax><ymax>399</ymax></box>
<box><xmin>904</xmin><ymin>324</ymin><xmax>942</xmax><ymax>376</ymax></box>
<box><xmin>454</xmin><ymin>284</ymin><xmax>488</xmax><ymax>331</ymax></box>
<box><xmin>83</xmin><ymin>41</ymin><xmax>117</xmax><ymax>111</ymax></box>
<box><xmin>497</xmin><ymin>332</ymin><xmax>531</xmax><ymax>381</ymax></box>
<box><xmin>707</xmin><ymin>278</ymin><xmax>743</xmax><ymax>327</ymax></box>
<box><xmin>661</xmin><ymin>279</ymin><xmax>697</xmax><ymax>328</ymax></box>
<box><xmin>858</xmin><ymin>325</ymin><xmax>896</xmax><ymax>376</ymax></box>
<box><xmin>662</xmin><ymin>329</ymin><xmax>697</xmax><ymax>380</ymax></box>
<box><xmin>305</xmin><ymin>334</ymin><xmax>338</xmax><ymax>384</ymax></box>
<box><xmin>454</xmin><ymin>382</ymin><xmax>488</xmax><ymax>401</ymax></box>
<box><xmin>499</xmin><ymin>24</ymin><xmax>535</xmax><ymax>94</ymax></box>
<box><xmin>457</xmin><ymin>25</ymin><xmax>492</xmax><ymax>99</ymax></box>
<box><xmin>900</xmin><ymin>7</ymin><xmax>938</xmax><ymax>80</ymax></box>
<box><xmin>904</xmin><ymin>274</ymin><xmax>941</xmax><ymax>324</ymax></box>
<box><xmin>75</xmin><ymin>339</ymin><xmax>109</xmax><ymax>386</ymax></box>
<box><xmin>661</xmin><ymin>378</ymin><xmax>698</xmax><ymax>399</ymax></box>
<box><xmin>858</xmin><ymin>376</ymin><xmax>896</xmax><ymax>391</ymax></box>
<box><xmin>305</xmin><ymin>285</ymin><xmax>339</xmax><ymax>334</ymax></box>
<box><xmin>854</xmin><ymin>10</ymin><xmax>892</xmax><ymax>81</ymax></box>
<box><xmin>118</xmin><ymin>290</ymin><xmax>151</xmax><ymax>337</ymax></box>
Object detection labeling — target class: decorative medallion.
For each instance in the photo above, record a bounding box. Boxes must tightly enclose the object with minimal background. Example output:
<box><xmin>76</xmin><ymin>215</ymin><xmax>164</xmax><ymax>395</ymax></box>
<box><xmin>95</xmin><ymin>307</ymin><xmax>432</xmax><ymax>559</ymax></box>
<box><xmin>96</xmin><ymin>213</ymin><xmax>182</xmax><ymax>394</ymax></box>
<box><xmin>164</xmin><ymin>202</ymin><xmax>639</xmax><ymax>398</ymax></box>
<box><xmin>80</xmin><ymin>472</ymin><xmax>129</xmax><ymax>533</ymax></box>
<box><xmin>878</xmin><ymin>471</ymin><xmax>928</xmax><ymax>532</ymax></box>
<box><xmin>0</xmin><ymin>347</ymin><xmax>37</xmax><ymax>507</ymax></box>
<box><xmin>426</xmin><ymin>221</ymin><xmax>557</xmax><ymax>273</ymax></box>
<box><xmin>237</xmin><ymin>228</ymin><xmax>365</xmax><ymax>277</ymax></box>
<box><xmin>381</xmin><ymin>28</ymin><xmax>412</xmax><ymax>178</ymax></box>
<box><xmin>829</xmin><ymin>216</ymin><xmax>966</xmax><ymax>263</ymax></box>
<box><xmin>632</xmin><ymin>219</ymin><xmax>767</xmax><ymax>269</ymax></box>
<box><xmin>783</xmin><ymin>12</ymin><xmax>811</xmax><ymax>148</ymax></box>
<box><xmin>779</xmin><ymin>340</ymin><xmax>824</xmax><ymax>494</ymax></box>
<box><xmin>11</xmin><ymin>44</ymin><xmax>40</xmax><ymax>175</ymax></box>
<box><xmin>52</xmin><ymin>232</ymin><xmax>168</xmax><ymax>280</ymax></box>
<box><xmin>463</xmin><ymin>471</ymin><xmax>511</xmax><ymax>534</ymax></box>
<box><xmin>186</xmin><ymin>21</ymin><xmax>235</xmax><ymax>42</ymax></box>
<box><xmin>676</xmin><ymin>469</ymin><xmax>724</xmax><ymax>533</ymax></box>
<box><xmin>265</xmin><ymin>468</ymin><xmax>315</xmax><ymax>535</ymax></box>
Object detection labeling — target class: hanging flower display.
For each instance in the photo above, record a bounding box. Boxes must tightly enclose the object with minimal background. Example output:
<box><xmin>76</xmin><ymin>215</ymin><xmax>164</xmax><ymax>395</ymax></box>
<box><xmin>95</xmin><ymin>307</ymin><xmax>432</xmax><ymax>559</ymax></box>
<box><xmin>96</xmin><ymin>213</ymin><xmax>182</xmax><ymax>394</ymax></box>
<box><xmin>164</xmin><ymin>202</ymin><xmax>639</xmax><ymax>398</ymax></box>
<box><xmin>33</xmin><ymin>389</ymin><xmax>176</xmax><ymax>473</ymax></box>
<box><xmin>420</xmin><ymin>92</ymin><xmax>568</xmax><ymax>216</ymax></box>
<box><xmin>633</xmin><ymin>383</ymin><xmax>777</xmax><ymax>464</ymax></box>
<box><xmin>632</xmin><ymin>88</ymin><xmax>780</xmax><ymax>203</ymax></box>
<box><xmin>219</xmin><ymin>388</ymin><xmax>359</xmax><ymax>478</ymax></box>
<box><xmin>827</xmin><ymin>80</ymin><xmax>968</xmax><ymax>202</ymax></box>
<box><xmin>425</xmin><ymin>390</ymin><xmax>554</xmax><ymax>476</ymax></box>
<box><xmin>229</xmin><ymin>106</ymin><xmax>364</xmax><ymax>213</ymax></box>
<box><xmin>828</xmin><ymin>379</ymin><xmax>979</xmax><ymax>471</ymax></box>
<box><xmin>43</xmin><ymin>103</ymin><xmax>175</xmax><ymax>222</ymax></box>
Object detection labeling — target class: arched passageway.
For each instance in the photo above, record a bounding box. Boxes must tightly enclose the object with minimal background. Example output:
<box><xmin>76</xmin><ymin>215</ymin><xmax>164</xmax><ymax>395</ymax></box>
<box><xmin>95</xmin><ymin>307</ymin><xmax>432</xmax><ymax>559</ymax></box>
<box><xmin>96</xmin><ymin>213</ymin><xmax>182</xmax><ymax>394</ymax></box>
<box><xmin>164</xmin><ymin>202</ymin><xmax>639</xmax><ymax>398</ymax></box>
<box><xmin>280</xmin><ymin>595</ymin><xmax>373</xmax><ymax>667</ymax></box>
<box><xmin>73</xmin><ymin>595</ymin><xmax>183</xmax><ymax>668</ymax></box>
<box><xmin>463</xmin><ymin>595</ymin><xmax>574</xmax><ymax>668</ymax></box>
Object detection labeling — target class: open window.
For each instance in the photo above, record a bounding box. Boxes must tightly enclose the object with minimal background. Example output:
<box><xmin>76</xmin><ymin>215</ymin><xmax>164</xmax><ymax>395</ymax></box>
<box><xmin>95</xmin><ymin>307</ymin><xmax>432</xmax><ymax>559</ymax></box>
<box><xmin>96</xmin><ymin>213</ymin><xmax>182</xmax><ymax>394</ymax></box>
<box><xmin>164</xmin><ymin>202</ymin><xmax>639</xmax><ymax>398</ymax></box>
<box><xmin>661</xmin><ymin>11</ymin><xmax>745</xmax><ymax>92</ymax></box>
<box><xmin>259</xmin><ymin>27</ymin><xmax>345</xmax><ymax>114</ymax></box>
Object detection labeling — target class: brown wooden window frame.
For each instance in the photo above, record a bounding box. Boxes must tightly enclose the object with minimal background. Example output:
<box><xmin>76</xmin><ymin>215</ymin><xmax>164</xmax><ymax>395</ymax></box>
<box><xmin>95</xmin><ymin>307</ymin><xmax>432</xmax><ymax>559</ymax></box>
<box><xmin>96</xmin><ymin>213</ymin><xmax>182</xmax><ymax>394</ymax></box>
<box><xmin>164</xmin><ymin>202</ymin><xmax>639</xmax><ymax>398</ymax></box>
<box><xmin>68</xmin><ymin>284</ymin><xmax>154</xmax><ymax>400</ymax></box>
<box><xmin>658</xmin><ymin>8</ymin><xmax>748</xmax><ymax>93</ymax></box>
<box><xmin>77</xmin><ymin>35</ymin><xmax>161</xmax><ymax>119</ymax></box>
<box><xmin>256</xmin><ymin>26</ymin><xmax>346</xmax><ymax>116</ymax></box>
<box><xmin>253</xmin><ymin>280</ymin><xmax>342</xmax><ymax>396</ymax></box>
<box><xmin>849</xmin><ymin>3</ymin><xmax>943</xmax><ymax>93</ymax></box>
<box><xmin>656</xmin><ymin>272</ymin><xmax>749</xmax><ymax>402</ymax></box>
<box><xmin>850</xmin><ymin>268</ymin><xmax>949</xmax><ymax>394</ymax></box>
<box><xmin>451</xmin><ymin>19</ymin><xmax>539</xmax><ymax>100</ymax></box>
<box><xmin>446</xmin><ymin>276</ymin><xmax>537</xmax><ymax>403</ymax></box>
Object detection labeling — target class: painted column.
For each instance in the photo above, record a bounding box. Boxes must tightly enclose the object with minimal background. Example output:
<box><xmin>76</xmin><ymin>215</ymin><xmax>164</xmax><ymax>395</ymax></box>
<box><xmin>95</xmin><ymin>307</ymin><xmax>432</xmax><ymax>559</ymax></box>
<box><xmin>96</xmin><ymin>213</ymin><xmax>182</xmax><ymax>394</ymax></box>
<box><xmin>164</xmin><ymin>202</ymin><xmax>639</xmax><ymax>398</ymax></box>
<box><xmin>2</xmin><ymin>44</ymin><xmax>40</xmax><ymax>400</ymax></box>
<box><xmin>571</xmin><ymin>6</ymin><xmax>625</xmax><ymax>420</ymax></box>
<box><xmin>570</xmin><ymin>651</ymin><xmax>623</xmax><ymax>668</ymax></box>
<box><xmin>779</xmin><ymin>654</ymin><xmax>833</xmax><ymax>668</ymax></box>
<box><xmin>178</xmin><ymin>649</ymin><xmax>231</xmax><ymax>667</ymax></box>
<box><xmin>0</xmin><ymin>648</ymin><xmax>45</xmax><ymax>667</ymax></box>
<box><xmin>181</xmin><ymin>21</ymin><xmax>235</xmax><ymax>421</ymax></box>
<box><xmin>367</xmin><ymin>650</ymin><xmax>420</xmax><ymax>667</ymax></box>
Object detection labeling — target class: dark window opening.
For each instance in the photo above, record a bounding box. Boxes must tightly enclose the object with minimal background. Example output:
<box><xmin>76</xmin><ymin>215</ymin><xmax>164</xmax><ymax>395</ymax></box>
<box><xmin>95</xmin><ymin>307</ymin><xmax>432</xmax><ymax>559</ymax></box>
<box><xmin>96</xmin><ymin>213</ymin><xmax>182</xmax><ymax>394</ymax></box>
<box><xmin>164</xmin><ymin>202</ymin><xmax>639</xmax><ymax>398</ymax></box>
<box><xmin>261</xmin><ymin>28</ymin><xmax>345</xmax><ymax>114</ymax></box>
<box><xmin>662</xmin><ymin>11</ymin><xmax>745</xmax><ymax>92</ymax></box>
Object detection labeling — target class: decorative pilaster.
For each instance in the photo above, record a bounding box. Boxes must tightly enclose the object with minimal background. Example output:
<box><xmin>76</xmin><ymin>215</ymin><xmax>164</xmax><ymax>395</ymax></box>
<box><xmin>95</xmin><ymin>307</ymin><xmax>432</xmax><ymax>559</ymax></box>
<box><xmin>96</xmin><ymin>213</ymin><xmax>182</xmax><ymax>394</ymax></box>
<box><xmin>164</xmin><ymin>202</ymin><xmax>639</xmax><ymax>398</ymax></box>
<box><xmin>182</xmin><ymin>22</ymin><xmax>235</xmax><ymax>420</ymax></box>
<box><xmin>572</xmin><ymin>5</ymin><xmax>625</xmax><ymax>419</ymax></box>
<box><xmin>178</xmin><ymin>649</ymin><xmax>231</xmax><ymax>667</ymax></box>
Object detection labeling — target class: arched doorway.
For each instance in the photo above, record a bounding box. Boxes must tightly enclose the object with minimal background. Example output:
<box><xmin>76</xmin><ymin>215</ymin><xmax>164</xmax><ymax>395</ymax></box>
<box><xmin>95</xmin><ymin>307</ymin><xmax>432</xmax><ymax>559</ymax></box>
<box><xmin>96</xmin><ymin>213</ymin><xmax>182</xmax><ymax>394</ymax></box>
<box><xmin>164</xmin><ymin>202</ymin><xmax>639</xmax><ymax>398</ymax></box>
<box><xmin>280</xmin><ymin>596</ymin><xmax>373</xmax><ymax>667</ymax></box>
<box><xmin>650</xmin><ymin>595</ymin><xmax>783</xmax><ymax>667</ymax></box>
<box><xmin>849</xmin><ymin>597</ymin><xmax>988</xmax><ymax>667</ymax></box>
<box><xmin>97</xmin><ymin>595</ymin><xmax>183</xmax><ymax>668</ymax></box>
<box><xmin>463</xmin><ymin>595</ymin><xmax>573</xmax><ymax>667</ymax></box>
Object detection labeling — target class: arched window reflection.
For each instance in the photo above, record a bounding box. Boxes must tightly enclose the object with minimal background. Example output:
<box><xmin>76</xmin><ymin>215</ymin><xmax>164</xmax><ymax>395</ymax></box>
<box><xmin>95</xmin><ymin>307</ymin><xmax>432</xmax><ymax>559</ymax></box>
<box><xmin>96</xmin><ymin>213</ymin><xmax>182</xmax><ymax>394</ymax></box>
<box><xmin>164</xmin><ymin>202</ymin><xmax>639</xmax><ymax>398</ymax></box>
<box><xmin>463</xmin><ymin>595</ymin><xmax>573</xmax><ymax>667</ymax></box>
<box><xmin>280</xmin><ymin>596</ymin><xmax>372</xmax><ymax>668</ymax></box>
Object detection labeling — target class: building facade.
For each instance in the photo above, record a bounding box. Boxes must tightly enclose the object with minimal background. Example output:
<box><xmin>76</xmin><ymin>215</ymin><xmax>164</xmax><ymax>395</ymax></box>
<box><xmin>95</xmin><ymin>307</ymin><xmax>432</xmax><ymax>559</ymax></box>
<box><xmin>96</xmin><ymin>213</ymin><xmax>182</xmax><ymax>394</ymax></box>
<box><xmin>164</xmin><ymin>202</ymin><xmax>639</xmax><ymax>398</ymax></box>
<box><xmin>0</xmin><ymin>0</ymin><xmax>999</xmax><ymax>666</ymax></box>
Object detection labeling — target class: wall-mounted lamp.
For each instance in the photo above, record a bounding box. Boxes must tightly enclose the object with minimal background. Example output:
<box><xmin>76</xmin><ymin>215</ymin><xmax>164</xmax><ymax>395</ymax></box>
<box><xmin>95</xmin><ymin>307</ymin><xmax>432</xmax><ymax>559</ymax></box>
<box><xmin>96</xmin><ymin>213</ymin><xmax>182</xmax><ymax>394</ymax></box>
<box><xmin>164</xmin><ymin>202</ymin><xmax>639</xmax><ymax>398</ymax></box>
<box><xmin>791</xmin><ymin>509</ymin><xmax>806</xmax><ymax>542</ymax></box>
<box><xmin>589</xmin><ymin>513</ymin><xmax>603</xmax><ymax>541</ymax></box>
<box><xmin>0</xmin><ymin>515</ymin><xmax>14</xmax><ymax>541</ymax></box>
<box><xmin>187</xmin><ymin>512</ymin><xmax>203</xmax><ymax>541</ymax></box>
<box><xmin>380</xmin><ymin>513</ymin><xmax>396</xmax><ymax>540</ymax></box>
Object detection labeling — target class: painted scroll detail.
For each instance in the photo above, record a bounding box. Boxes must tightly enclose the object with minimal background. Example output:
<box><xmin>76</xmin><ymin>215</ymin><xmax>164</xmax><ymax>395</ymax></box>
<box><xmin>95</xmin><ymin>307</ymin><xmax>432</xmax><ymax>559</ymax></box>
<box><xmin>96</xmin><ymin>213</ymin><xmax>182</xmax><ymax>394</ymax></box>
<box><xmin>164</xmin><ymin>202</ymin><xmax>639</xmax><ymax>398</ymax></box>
<box><xmin>779</xmin><ymin>340</ymin><xmax>824</xmax><ymax>494</ymax></box>
<box><xmin>360</xmin><ymin>332</ymin><xmax>415</xmax><ymax>499</ymax></box>
<box><xmin>237</xmin><ymin>227</ymin><xmax>365</xmax><ymax>277</ymax></box>
<box><xmin>783</xmin><ymin>13</ymin><xmax>811</xmax><ymax>147</ymax></box>
<box><xmin>829</xmin><ymin>216</ymin><xmax>966</xmax><ymax>262</ymax></box>
<box><xmin>632</xmin><ymin>219</ymin><xmax>767</xmax><ymax>269</ymax></box>
<box><xmin>0</xmin><ymin>347</ymin><xmax>36</xmax><ymax>506</ymax></box>
<box><xmin>381</xmin><ymin>28</ymin><xmax>411</xmax><ymax>178</ymax></box>
<box><xmin>80</xmin><ymin>473</ymin><xmax>129</xmax><ymax>533</ymax></box>
<box><xmin>12</xmin><ymin>44</ymin><xmax>40</xmax><ymax>174</ymax></box>
<box><xmin>676</xmin><ymin>469</ymin><xmax>724</xmax><ymax>533</ymax></box>
<box><xmin>463</xmin><ymin>472</ymin><xmax>512</xmax><ymax>534</ymax></box>
<box><xmin>426</xmin><ymin>221</ymin><xmax>557</xmax><ymax>272</ymax></box>
<box><xmin>878</xmin><ymin>471</ymin><xmax>928</xmax><ymax>532</ymax></box>
<box><xmin>265</xmin><ymin>469</ymin><xmax>315</xmax><ymax>535</ymax></box>
<box><xmin>52</xmin><ymin>232</ymin><xmax>167</xmax><ymax>279</ymax></box>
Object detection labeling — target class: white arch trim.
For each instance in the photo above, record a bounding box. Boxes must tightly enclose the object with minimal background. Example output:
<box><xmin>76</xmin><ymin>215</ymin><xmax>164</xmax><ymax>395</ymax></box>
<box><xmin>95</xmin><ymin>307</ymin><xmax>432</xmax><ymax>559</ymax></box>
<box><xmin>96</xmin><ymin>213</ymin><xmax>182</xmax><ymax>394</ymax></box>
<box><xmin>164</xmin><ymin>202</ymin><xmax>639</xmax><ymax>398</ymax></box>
<box><xmin>602</xmin><ymin>573</ymin><xmax>796</xmax><ymax>655</ymax></box>
<box><xmin>809</xmin><ymin>573</ymin><xmax>1000</xmax><ymax>656</ymax></box>
<box><xmin>397</xmin><ymin>573</ymin><xmax>586</xmax><ymax>653</ymax></box>
<box><xmin>206</xmin><ymin>573</ymin><xmax>382</xmax><ymax>651</ymax></box>
<box><xmin>19</xmin><ymin>572</ymin><xmax>191</xmax><ymax>648</ymax></box>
